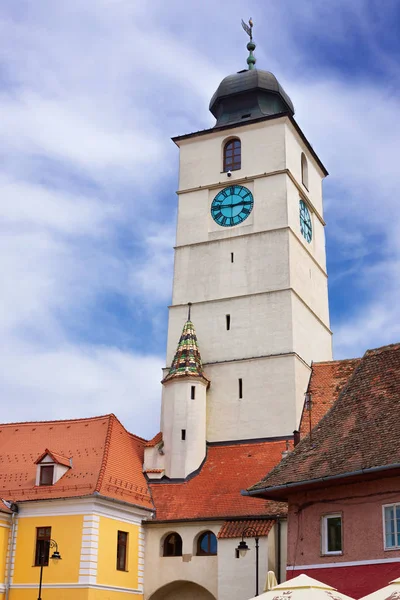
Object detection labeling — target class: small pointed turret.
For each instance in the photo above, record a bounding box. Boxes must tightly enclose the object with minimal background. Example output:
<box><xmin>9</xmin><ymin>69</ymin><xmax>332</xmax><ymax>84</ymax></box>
<box><xmin>161</xmin><ymin>308</ymin><xmax>209</xmax><ymax>479</ymax></box>
<box><xmin>162</xmin><ymin>317</ymin><xmax>210</xmax><ymax>386</ymax></box>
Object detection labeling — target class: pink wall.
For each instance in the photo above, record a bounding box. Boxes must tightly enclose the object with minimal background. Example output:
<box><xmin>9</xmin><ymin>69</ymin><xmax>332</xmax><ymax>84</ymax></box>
<box><xmin>287</xmin><ymin>475</ymin><xmax>400</xmax><ymax>565</ymax></box>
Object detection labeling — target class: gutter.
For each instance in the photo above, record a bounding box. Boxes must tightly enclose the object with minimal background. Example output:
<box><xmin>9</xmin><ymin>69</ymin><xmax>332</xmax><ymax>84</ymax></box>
<box><xmin>242</xmin><ymin>462</ymin><xmax>400</xmax><ymax>498</ymax></box>
<box><xmin>5</xmin><ymin>504</ymin><xmax>18</xmax><ymax>600</ymax></box>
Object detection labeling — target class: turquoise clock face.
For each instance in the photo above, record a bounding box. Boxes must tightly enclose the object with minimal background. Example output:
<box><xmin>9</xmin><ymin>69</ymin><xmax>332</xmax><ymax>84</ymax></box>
<box><xmin>211</xmin><ymin>185</ymin><xmax>254</xmax><ymax>227</ymax></box>
<box><xmin>299</xmin><ymin>199</ymin><xmax>312</xmax><ymax>243</ymax></box>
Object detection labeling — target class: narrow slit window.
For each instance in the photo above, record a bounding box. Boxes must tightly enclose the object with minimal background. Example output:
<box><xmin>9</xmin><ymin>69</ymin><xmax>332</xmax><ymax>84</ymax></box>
<box><xmin>226</xmin><ymin>315</ymin><xmax>231</xmax><ymax>330</ymax></box>
<box><xmin>181</xmin><ymin>429</ymin><xmax>186</xmax><ymax>441</ymax></box>
<box><xmin>231</xmin><ymin>252</ymin><xmax>234</xmax><ymax>263</ymax></box>
<box><xmin>191</xmin><ymin>386</ymin><xmax>195</xmax><ymax>400</ymax></box>
<box><xmin>239</xmin><ymin>378</ymin><xmax>243</xmax><ymax>399</ymax></box>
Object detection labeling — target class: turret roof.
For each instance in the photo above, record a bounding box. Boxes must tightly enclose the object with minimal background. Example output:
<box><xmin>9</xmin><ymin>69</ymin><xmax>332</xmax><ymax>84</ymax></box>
<box><xmin>162</xmin><ymin>320</ymin><xmax>209</xmax><ymax>386</ymax></box>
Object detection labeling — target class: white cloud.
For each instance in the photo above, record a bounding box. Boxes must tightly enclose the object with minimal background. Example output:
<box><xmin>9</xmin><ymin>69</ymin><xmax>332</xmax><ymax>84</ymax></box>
<box><xmin>0</xmin><ymin>0</ymin><xmax>399</xmax><ymax>433</ymax></box>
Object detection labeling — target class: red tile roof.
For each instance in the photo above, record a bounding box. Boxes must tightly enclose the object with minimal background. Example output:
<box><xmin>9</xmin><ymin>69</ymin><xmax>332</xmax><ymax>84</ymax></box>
<box><xmin>0</xmin><ymin>414</ymin><xmax>153</xmax><ymax>509</ymax></box>
<box><xmin>248</xmin><ymin>343</ymin><xmax>400</xmax><ymax>499</ymax></box>
<box><xmin>35</xmin><ymin>449</ymin><xmax>71</xmax><ymax>467</ymax></box>
<box><xmin>218</xmin><ymin>519</ymin><xmax>275</xmax><ymax>539</ymax></box>
<box><xmin>145</xmin><ymin>432</ymin><xmax>162</xmax><ymax>447</ymax></box>
<box><xmin>299</xmin><ymin>358</ymin><xmax>361</xmax><ymax>438</ymax></box>
<box><xmin>150</xmin><ymin>439</ymin><xmax>289</xmax><ymax>520</ymax></box>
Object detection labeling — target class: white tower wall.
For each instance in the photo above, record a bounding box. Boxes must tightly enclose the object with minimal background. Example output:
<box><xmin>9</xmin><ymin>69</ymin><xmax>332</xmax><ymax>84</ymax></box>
<box><xmin>162</xmin><ymin>379</ymin><xmax>207</xmax><ymax>479</ymax></box>
<box><xmin>166</xmin><ymin>113</ymin><xmax>332</xmax><ymax>443</ymax></box>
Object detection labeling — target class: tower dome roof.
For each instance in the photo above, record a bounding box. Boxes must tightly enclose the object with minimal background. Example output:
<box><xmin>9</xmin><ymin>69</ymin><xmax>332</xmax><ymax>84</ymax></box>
<box><xmin>209</xmin><ymin>68</ymin><xmax>294</xmax><ymax>128</ymax></box>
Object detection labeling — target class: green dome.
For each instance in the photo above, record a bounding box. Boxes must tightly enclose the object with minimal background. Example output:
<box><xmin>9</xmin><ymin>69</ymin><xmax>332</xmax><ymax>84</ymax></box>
<box><xmin>209</xmin><ymin>68</ymin><xmax>294</xmax><ymax>127</ymax></box>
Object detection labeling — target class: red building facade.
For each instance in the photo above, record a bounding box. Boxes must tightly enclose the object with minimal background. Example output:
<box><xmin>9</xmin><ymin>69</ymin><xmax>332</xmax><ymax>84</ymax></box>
<box><xmin>246</xmin><ymin>343</ymin><xmax>400</xmax><ymax>599</ymax></box>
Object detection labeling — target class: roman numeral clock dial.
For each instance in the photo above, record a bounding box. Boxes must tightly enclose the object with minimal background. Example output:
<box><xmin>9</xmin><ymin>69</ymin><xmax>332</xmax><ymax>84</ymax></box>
<box><xmin>211</xmin><ymin>185</ymin><xmax>254</xmax><ymax>227</ymax></box>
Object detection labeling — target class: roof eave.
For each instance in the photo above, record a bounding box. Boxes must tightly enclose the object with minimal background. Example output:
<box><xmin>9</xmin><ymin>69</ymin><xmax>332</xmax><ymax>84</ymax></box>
<box><xmin>172</xmin><ymin>114</ymin><xmax>328</xmax><ymax>177</ymax></box>
<box><xmin>243</xmin><ymin>462</ymin><xmax>400</xmax><ymax>502</ymax></box>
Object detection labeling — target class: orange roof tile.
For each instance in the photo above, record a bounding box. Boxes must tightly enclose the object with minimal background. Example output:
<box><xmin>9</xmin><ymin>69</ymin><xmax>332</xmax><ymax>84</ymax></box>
<box><xmin>299</xmin><ymin>358</ymin><xmax>361</xmax><ymax>438</ymax></box>
<box><xmin>218</xmin><ymin>519</ymin><xmax>275</xmax><ymax>539</ymax></box>
<box><xmin>0</xmin><ymin>414</ymin><xmax>153</xmax><ymax>510</ymax></box>
<box><xmin>145</xmin><ymin>432</ymin><xmax>162</xmax><ymax>447</ymax></box>
<box><xmin>150</xmin><ymin>439</ymin><xmax>289</xmax><ymax>521</ymax></box>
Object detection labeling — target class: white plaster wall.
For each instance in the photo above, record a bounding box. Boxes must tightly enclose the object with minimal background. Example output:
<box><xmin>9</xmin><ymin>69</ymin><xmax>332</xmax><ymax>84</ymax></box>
<box><xmin>291</xmin><ymin>293</ymin><xmax>333</xmax><ymax>365</ymax></box>
<box><xmin>205</xmin><ymin>354</ymin><xmax>307</xmax><ymax>442</ymax></box>
<box><xmin>161</xmin><ymin>379</ymin><xmax>207</xmax><ymax>479</ymax></box>
<box><xmin>167</xmin><ymin>291</ymin><xmax>294</xmax><ymax>366</ymax></box>
<box><xmin>217</xmin><ymin>537</ymin><xmax>269</xmax><ymax>600</ymax></box>
<box><xmin>284</xmin><ymin>121</ymin><xmax>325</xmax><ymax>217</ymax></box>
<box><xmin>176</xmin><ymin>118</ymin><xmax>287</xmax><ymax>193</ymax></box>
<box><xmin>172</xmin><ymin>230</ymin><xmax>290</xmax><ymax>306</ymax></box>
<box><xmin>143</xmin><ymin>522</ymin><xmax>221</xmax><ymax>600</ymax></box>
<box><xmin>288</xmin><ymin>232</ymin><xmax>330</xmax><ymax>326</ymax></box>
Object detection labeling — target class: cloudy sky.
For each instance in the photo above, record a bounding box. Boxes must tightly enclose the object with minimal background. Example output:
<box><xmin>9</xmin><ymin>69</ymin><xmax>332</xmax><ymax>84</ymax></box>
<box><xmin>1</xmin><ymin>0</ymin><xmax>399</xmax><ymax>437</ymax></box>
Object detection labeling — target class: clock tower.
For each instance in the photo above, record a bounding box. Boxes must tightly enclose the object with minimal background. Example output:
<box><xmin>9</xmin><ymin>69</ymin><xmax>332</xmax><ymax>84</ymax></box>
<box><xmin>156</xmin><ymin>31</ymin><xmax>332</xmax><ymax>478</ymax></box>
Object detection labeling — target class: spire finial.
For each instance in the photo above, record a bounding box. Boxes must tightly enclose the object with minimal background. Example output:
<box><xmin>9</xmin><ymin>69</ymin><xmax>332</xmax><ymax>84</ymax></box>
<box><xmin>241</xmin><ymin>17</ymin><xmax>256</xmax><ymax>70</ymax></box>
<box><xmin>188</xmin><ymin>302</ymin><xmax>192</xmax><ymax>321</ymax></box>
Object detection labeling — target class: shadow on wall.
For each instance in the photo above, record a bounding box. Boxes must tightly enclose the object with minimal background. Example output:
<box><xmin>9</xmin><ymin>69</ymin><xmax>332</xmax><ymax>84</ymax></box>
<box><xmin>149</xmin><ymin>580</ymin><xmax>217</xmax><ymax>600</ymax></box>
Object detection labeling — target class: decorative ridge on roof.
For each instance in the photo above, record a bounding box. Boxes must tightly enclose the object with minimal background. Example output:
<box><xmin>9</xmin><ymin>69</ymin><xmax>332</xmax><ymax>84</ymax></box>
<box><xmin>0</xmin><ymin>413</ymin><xmax>115</xmax><ymax>428</ymax></box>
<box><xmin>312</xmin><ymin>357</ymin><xmax>361</xmax><ymax>366</ymax></box>
<box><xmin>95</xmin><ymin>414</ymin><xmax>115</xmax><ymax>492</ymax></box>
<box><xmin>162</xmin><ymin>319</ymin><xmax>210</xmax><ymax>385</ymax></box>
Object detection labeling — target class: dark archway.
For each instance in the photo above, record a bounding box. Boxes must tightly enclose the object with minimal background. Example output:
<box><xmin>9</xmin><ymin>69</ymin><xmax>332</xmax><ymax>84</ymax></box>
<box><xmin>149</xmin><ymin>580</ymin><xmax>216</xmax><ymax>600</ymax></box>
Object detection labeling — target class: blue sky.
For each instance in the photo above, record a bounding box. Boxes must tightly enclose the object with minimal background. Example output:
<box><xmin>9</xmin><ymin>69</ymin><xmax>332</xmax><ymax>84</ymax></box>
<box><xmin>1</xmin><ymin>0</ymin><xmax>400</xmax><ymax>437</ymax></box>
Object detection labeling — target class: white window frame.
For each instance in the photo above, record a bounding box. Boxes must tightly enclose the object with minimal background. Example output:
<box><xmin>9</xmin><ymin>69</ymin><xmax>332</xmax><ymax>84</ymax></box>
<box><xmin>321</xmin><ymin>513</ymin><xmax>343</xmax><ymax>556</ymax></box>
<box><xmin>383</xmin><ymin>502</ymin><xmax>400</xmax><ymax>550</ymax></box>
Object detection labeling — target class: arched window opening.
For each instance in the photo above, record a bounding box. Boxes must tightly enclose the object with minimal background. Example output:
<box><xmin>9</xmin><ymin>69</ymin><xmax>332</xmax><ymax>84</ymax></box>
<box><xmin>197</xmin><ymin>531</ymin><xmax>218</xmax><ymax>556</ymax></box>
<box><xmin>163</xmin><ymin>533</ymin><xmax>183</xmax><ymax>557</ymax></box>
<box><xmin>301</xmin><ymin>153</ymin><xmax>308</xmax><ymax>190</ymax></box>
<box><xmin>223</xmin><ymin>139</ymin><xmax>241</xmax><ymax>172</ymax></box>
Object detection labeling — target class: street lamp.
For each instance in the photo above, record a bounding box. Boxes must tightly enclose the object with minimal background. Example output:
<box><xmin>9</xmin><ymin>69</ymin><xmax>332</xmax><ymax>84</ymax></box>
<box><xmin>38</xmin><ymin>539</ymin><xmax>62</xmax><ymax>600</ymax></box>
<box><xmin>235</xmin><ymin>527</ymin><xmax>259</xmax><ymax>596</ymax></box>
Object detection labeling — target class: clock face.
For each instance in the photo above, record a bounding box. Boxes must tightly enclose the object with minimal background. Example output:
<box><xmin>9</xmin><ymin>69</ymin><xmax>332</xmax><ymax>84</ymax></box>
<box><xmin>211</xmin><ymin>185</ymin><xmax>254</xmax><ymax>227</ymax></box>
<box><xmin>299</xmin><ymin>199</ymin><xmax>312</xmax><ymax>243</ymax></box>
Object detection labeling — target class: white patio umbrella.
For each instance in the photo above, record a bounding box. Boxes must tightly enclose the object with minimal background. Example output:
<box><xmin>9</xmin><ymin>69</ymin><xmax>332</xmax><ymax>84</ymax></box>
<box><xmin>360</xmin><ymin>576</ymin><xmax>400</xmax><ymax>600</ymax></box>
<box><xmin>248</xmin><ymin>573</ymin><xmax>355</xmax><ymax>600</ymax></box>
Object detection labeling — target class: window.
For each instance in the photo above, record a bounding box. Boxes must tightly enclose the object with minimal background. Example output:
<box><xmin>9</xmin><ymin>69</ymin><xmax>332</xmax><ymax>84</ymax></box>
<box><xmin>226</xmin><ymin>315</ymin><xmax>231</xmax><ymax>330</ymax></box>
<box><xmin>117</xmin><ymin>531</ymin><xmax>128</xmax><ymax>570</ymax></box>
<box><xmin>384</xmin><ymin>503</ymin><xmax>400</xmax><ymax>549</ymax></box>
<box><xmin>163</xmin><ymin>533</ymin><xmax>183</xmax><ymax>557</ymax></box>
<box><xmin>39</xmin><ymin>465</ymin><xmax>54</xmax><ymax>486</ymax></box>
<box><xmin>301</xmin><ymin>152</ymin><xmax>308</xmax><ymax>189</ymax></box>
<box><xmin>223</xmin><ymin>139</ymin><xmax>241</xmax><ymax>172</ymax></box>
<box><xmin>197</xmin><ymin>531</ymin><xmax>217</xmax><ymax>556</ymax></box>
<box><xmin>238</xmin><ymin>378</ymin><xmax>243</xmax><ymax>399</ymax></box>
<box><xmin>181</xmin><ymin>429</ymin><xmax>186</xmax><ymax>441</ymax></box>
<box><xmin>231</xmin><ymin>252</ymin><xmax>234</xmax><ymax>263</ymax></box>
<box><xmin>191</xmin><ymin>386</ymin><xmax>195</xmax><ymax>400</ymax></box>
<box><xmin>322</xmin><ymin>514</ymin><xmax>342</xmax><ymax>555</ymax></box>
<box><xmin>35</xmin><ymin>527</ymin><xmax>51</xmax><ymax>566</ymax></box>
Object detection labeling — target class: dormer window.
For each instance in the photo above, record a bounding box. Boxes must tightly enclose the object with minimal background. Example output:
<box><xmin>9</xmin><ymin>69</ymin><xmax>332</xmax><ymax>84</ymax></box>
<box><xmin>35</xmin><ymin>449</ymin><xmax>71</xmax><ymax>486</ymax></box>
<box><xmin>39</xmin><ymin>465</ymin><xmax>54</xmax><ymax>486</ymax></box>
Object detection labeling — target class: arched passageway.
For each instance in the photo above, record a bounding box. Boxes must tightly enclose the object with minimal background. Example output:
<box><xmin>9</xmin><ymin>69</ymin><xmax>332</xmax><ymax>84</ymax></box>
<box><xmin>149</xmin><ymin>580</ymin><xmax>216</xmax><ymax>600</ymax></box>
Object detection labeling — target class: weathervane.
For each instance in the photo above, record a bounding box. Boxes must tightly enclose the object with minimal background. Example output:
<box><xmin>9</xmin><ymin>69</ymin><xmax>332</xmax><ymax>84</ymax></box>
<box><xmin>241</xmin><ymin>18</ymin><xmax>256</xmax><ymax>70</ymax></box>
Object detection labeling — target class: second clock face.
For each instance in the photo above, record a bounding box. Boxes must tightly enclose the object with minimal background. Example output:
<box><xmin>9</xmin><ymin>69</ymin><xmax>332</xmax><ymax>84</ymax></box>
<box><xmin>211</xmin><ymin>185</ymin><xmax>254</xmax><ymax>227</ymax></box>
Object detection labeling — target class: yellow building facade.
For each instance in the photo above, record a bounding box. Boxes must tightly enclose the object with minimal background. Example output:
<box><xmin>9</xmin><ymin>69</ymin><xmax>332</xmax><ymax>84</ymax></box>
<box><xmin>0</xmin><ymin>415</ymin><xmax>153</xmax><ymax>600</ymax></box>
